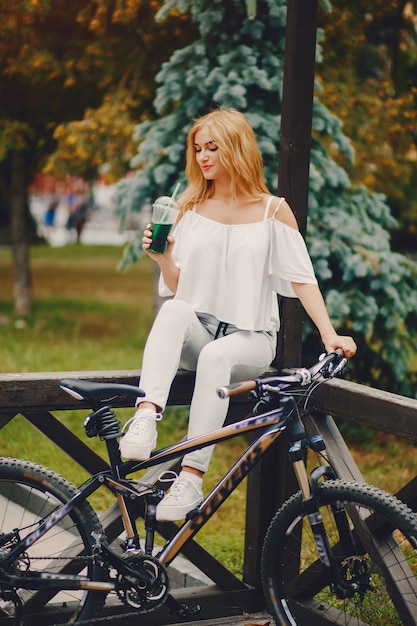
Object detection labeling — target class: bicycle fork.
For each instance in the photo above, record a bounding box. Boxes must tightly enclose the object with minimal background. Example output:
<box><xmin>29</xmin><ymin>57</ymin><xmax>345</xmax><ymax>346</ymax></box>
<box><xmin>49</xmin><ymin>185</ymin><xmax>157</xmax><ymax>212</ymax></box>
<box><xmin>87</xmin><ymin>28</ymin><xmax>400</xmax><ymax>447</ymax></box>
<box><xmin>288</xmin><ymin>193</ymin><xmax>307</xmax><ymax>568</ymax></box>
<box><xmin>287</xmin><ymin>410</ymin><xmax>359</xmax><ymax>600</ymax></box>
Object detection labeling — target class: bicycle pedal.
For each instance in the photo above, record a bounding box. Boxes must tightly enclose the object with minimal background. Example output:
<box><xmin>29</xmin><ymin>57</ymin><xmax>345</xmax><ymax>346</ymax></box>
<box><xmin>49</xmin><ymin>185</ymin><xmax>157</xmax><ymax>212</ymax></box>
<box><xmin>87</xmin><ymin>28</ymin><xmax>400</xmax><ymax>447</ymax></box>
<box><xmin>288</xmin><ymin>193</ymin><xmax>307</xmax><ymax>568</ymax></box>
<box><xmin>185</xmin><ymin>506</ymin><xmax>202</xmax><ymax>521</ymax></box>
<box><xmin>166</xmin><ymin>593</ymin><xmax>201</xmax><ymax>617</ymax></box>
<box><xmin>182</xmin><ymin>603</ymin><xmax>201</xmax><ymax>617</ymax></box>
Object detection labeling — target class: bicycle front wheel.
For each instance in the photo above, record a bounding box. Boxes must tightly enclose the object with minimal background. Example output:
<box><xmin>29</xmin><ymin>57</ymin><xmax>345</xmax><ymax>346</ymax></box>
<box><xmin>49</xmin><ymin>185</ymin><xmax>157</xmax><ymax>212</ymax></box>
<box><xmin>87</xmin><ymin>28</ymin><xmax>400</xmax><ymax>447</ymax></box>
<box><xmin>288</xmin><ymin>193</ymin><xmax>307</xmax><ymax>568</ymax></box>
<box><xmin>0</xmin><ymin>457</ymin><xmax>107</xmax><ymax>624</ymax></box>
<box><xmin>261</xmin><ymin>479</ymin><xmax>417</xmax><ymax>626</ymax></box>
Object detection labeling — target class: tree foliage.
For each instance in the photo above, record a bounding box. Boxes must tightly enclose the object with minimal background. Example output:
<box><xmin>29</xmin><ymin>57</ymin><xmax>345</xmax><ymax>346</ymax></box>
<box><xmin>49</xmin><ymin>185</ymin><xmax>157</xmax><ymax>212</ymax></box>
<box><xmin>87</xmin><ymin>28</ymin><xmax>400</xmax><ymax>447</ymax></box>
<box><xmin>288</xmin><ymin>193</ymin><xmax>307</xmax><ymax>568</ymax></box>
<box><xmin>43</xmin><ymin>90</ymin><xmax>138</xmax><ymax>183</ymax></box>
<box><xmin>0</xmin><ymin>0</ymin><xmax>195</xmax><ymax>314</ymax></box>
<box><xmin>316</xmin><ymin>0</ymin><xmax>417</xmax><ymax>249</ymax></box>
<box><xmin>116</xmin><ymin>0</ymin><xmax>417</xmax><ymax>397</ymax></box>
<box><xmin>0</xmin><ymin>0</ymin><xmax>193</xmax><ymax>161</ymax></box>
<box><xmin>41</xmin><ymin>2</ymin><xmax>195</xmax><ymax>183</ymax></box>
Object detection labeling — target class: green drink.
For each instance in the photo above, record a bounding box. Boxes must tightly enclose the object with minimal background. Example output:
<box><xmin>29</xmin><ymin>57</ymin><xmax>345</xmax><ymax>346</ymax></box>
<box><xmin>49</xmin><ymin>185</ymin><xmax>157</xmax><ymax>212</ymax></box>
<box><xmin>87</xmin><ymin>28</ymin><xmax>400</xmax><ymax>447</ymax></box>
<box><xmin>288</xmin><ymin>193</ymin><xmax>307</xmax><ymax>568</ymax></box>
<box><xmin>149</xmin><ymin>222</ymin><xmax>174</xmax><ymax>254</ymax></box>
<box><xmin>148</xmin><ymin>197</ymin><xmax>179</xmax><ymax>254</ymax></box>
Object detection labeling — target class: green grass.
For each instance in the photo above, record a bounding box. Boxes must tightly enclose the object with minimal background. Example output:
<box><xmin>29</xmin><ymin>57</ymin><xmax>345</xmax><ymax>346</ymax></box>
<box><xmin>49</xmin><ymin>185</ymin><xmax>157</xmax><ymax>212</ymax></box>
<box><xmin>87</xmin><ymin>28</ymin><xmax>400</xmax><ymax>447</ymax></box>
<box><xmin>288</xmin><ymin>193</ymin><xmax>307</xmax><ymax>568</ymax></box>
<box><xmin>0</xmin><ymin>243</ymin><xmax>247</xmax><ymax>576</ymax></box>
<box><xmin>0</xmin><ymin>244</ymin><xmax>154</xmax><ymax>371</ymax></box>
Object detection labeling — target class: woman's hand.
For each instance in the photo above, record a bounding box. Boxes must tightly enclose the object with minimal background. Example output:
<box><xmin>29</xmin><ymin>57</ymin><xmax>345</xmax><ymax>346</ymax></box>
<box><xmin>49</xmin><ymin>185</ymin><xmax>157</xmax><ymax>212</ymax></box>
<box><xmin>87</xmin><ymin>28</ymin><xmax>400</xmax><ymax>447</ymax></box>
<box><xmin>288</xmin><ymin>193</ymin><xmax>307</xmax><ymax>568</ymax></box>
<box><xmin>142</xmin><ymin>224</ymin><xmax>175</xmax><ymax>260</ymax></box>
<box><xmin>321</xmin><ymin>332</ymin><xmax>357</xmax><ymax>359</ymax></box>
<box><xmin>142</xmin><ymin>225</ymin><xmax>153</xmax><ymax>253</ymax></box>
<box><xmin>142</xmin><ymin>224</ymin><xmax>179</xmax><ymax>293</ymax></box>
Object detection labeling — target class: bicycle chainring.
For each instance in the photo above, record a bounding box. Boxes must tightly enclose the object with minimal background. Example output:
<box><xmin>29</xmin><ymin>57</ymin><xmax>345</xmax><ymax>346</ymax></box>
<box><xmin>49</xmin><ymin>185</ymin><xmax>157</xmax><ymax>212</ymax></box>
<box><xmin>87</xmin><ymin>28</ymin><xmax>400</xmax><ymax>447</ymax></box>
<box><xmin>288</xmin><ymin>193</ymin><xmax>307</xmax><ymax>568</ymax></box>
<box><xmin>116</xmin><ymin>552</ymin><xmax>169</xmax><ymax>612</ymax></box>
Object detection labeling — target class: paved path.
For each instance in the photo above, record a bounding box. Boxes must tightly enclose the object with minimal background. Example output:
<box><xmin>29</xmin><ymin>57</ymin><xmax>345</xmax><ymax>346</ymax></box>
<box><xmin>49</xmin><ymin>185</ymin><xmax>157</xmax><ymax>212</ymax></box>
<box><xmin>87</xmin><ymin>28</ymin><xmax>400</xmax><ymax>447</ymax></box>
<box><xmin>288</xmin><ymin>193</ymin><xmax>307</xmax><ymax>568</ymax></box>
<box><xmin>30</xmin><ymin>184</ymin><xmax>145</xmax><ymax>247</ymax></box>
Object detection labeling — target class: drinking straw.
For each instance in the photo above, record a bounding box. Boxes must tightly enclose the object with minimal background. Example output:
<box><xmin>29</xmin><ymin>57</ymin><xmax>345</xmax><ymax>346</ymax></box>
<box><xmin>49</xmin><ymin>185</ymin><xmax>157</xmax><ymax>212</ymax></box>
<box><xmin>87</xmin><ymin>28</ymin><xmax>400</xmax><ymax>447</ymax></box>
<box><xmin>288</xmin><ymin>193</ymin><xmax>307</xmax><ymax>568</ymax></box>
<box><xmin>170</xmin><ymin>182</ymin><xmax>181</xmax><ymax>203</ymax></box>
<box><xmin>161</xmin><ymin>182</ymin><xmax>181</xmax><ymax>221</ymax></box>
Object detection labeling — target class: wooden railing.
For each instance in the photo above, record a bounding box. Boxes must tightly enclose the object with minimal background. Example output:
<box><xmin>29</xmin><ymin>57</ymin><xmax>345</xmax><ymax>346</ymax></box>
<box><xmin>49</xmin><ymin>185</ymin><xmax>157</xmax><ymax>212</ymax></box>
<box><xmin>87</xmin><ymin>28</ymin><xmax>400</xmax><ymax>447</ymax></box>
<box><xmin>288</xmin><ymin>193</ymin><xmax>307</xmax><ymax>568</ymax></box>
<box><xmin>1</xmin><ymin>369</ymin><xmax>417</xmax><ymax>625</ymax></box>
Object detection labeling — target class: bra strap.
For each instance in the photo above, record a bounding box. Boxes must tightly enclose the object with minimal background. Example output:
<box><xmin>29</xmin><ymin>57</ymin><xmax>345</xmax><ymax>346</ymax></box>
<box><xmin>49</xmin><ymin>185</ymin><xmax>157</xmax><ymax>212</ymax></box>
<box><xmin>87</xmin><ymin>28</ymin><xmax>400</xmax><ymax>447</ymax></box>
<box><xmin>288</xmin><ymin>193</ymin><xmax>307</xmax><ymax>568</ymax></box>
<box><xmin>263</xmin><ymin>196</ymin><xmax>274</xmax><ymax>220</ymax></box>
<box><xmin>273</xmin><ymin>196</ymin><xmax>285</xmax><ymax>218</ymax></box>
<box><xmin>263</xmin><ymin>195</ymin><xmax>285</xmax><ymax>220</ymax></box>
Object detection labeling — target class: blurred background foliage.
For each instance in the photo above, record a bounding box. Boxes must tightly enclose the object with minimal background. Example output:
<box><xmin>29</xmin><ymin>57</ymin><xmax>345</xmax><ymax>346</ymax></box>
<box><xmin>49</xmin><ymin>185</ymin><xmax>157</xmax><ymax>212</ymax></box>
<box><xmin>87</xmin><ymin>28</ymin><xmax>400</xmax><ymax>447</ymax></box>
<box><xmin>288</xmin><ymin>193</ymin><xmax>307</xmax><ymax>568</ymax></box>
<box><xmin>317</xmin><ymin>0</ymin><xmax>417</xmax><ymax>251</ymax></box>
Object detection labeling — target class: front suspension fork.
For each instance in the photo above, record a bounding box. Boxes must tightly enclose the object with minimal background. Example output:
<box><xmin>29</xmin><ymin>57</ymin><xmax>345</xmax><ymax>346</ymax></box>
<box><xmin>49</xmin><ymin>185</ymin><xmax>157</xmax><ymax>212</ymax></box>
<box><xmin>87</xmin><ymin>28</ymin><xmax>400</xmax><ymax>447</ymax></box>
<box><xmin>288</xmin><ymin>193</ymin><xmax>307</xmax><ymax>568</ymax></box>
<box><xmin>290</xmin><ymin>436</ymin><xmax>359</xmax><ymax>598</ymax></box>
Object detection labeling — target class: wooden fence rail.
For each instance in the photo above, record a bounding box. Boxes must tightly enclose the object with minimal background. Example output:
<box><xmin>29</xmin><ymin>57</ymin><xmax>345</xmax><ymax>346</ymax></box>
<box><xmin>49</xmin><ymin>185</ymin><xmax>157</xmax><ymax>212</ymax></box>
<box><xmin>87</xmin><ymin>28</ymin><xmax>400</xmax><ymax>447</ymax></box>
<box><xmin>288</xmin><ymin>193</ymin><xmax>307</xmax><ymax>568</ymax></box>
<box><xmin>1</xmin><ymin>370</ymin><xmax>417</xmax><ymax>625</ymax></box>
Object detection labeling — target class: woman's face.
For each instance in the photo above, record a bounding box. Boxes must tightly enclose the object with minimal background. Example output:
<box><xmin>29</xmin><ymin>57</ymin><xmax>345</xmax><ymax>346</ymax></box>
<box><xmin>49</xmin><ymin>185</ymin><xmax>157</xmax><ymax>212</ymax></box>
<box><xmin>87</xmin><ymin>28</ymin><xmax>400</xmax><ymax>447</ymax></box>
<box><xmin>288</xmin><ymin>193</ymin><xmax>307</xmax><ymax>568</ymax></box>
<box><xmin>194</xmin><ymin>126</ymin><xmax>231</xmax><ymax>183</ymax></box>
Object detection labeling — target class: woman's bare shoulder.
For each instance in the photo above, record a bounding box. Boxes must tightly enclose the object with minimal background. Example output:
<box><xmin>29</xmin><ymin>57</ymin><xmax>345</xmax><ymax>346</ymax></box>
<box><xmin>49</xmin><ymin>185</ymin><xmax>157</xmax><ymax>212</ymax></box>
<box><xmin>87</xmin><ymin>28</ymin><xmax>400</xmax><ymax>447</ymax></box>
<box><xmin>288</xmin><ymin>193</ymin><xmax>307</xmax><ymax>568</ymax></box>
<box><xmin>269</xmin><ymin>196</ymin><xmax>299</xmax><ymax>230</ymax></box>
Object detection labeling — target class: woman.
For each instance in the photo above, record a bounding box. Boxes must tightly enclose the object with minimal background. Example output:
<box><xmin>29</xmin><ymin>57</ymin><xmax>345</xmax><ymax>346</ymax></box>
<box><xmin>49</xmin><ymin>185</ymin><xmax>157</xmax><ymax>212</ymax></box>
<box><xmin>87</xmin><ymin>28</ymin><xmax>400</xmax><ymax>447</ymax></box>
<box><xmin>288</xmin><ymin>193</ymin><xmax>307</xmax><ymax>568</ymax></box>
<box><xmin>120</xmin><ymin>108</ymin><xmax>357</xmax><ymax>522</ymax></box>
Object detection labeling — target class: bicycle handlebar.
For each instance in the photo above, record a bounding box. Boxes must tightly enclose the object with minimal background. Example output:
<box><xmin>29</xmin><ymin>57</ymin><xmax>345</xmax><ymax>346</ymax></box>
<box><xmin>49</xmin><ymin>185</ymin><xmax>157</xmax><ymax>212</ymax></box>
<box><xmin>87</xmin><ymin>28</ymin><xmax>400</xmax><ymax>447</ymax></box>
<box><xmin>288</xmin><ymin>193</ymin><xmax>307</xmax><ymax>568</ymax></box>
<box><xmin>216</xmin><ymin>350</ymin><xmax>346</xmax><ymax>399</ymax></box>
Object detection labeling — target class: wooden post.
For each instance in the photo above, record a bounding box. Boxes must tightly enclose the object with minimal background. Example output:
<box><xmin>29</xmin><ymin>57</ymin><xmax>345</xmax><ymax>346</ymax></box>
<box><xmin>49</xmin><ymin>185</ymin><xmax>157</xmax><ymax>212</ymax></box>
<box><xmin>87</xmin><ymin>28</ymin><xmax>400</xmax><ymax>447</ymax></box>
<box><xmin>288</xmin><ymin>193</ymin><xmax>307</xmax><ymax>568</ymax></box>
<box><xmin>275</xmin><ymin>0</ymin><xmax>319</xmax><ymax>370</ymax></box>
<box><xmin>243</xmin><ymin>0</ymin><xmax>319</xmax><ymax>590</ymax></box>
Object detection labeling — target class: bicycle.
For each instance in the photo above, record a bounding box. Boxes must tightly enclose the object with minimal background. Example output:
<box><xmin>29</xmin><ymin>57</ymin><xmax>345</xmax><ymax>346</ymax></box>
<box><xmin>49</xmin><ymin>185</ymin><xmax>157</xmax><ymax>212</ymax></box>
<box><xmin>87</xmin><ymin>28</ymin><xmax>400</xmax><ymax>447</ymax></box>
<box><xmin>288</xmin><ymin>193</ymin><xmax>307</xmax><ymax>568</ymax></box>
<box><xmin>1</xmin><ymin>351</ymin><xmax>417</xmax><ymax>626</ymax></box>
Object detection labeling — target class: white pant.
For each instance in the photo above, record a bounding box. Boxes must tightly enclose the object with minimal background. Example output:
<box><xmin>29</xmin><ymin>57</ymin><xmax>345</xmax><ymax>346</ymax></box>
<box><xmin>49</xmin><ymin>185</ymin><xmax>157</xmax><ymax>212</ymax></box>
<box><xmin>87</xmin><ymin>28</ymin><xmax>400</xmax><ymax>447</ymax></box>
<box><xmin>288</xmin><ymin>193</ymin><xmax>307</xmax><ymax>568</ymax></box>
<box><xmin>138</xmin><ymin>299</ymin><xmax>276</xmax><ymax>473</ymax></box>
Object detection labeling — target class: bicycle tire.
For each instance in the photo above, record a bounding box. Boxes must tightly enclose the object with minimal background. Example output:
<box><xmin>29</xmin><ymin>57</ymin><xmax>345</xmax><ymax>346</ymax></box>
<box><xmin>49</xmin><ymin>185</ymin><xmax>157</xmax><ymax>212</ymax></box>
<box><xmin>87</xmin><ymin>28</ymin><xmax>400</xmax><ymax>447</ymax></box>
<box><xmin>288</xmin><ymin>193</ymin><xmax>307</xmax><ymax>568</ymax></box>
<box><xmin>0</xmin><ymin>457</ymin><xmax>107</xmax><ymax>624</ymax></box>
<box><xmin>261</xmin><ymin>479</ymin><xmax>417</xmax><ymax>626</ymax></box>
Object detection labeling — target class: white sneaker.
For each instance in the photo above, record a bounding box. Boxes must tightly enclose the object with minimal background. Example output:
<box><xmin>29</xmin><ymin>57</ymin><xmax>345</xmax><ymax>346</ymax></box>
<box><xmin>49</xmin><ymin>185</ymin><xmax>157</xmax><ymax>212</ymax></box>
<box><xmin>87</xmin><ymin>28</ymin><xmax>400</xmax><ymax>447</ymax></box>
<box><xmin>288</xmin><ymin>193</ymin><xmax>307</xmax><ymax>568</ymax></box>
<box><xmin>156</xmin><ymin>472</ymin><xmax>204</xmax><ymax>522</ymax></box>
<box><xmin>119</xmin><ymin>408</ymin><xmax>162</xmax><ymax>460</ymax></box>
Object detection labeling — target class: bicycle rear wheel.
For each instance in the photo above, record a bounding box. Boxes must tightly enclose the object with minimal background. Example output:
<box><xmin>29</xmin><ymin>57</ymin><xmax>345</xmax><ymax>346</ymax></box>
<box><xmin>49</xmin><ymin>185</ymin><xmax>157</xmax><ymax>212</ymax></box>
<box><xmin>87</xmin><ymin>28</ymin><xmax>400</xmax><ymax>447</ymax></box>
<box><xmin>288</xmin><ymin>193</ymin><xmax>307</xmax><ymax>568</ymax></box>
<box><xmin>0</xmin><ymin>457</ymin><xmax>107</xmax><ymax>624</ymax></box>
<box><xmin>261</xmin><ymin>479</ymin><xmax>417</xmax><ymax>626</ymax></box>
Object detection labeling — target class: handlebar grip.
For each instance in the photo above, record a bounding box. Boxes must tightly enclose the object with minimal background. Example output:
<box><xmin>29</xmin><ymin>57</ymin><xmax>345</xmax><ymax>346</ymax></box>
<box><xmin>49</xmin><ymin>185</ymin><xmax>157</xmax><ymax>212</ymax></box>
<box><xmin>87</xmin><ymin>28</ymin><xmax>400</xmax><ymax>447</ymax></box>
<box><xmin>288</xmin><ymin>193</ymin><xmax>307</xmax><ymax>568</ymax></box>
<box><xmin>216</xmin><ymin>380</ymin><xmax>257</xmax><ymax>399</ymax></box>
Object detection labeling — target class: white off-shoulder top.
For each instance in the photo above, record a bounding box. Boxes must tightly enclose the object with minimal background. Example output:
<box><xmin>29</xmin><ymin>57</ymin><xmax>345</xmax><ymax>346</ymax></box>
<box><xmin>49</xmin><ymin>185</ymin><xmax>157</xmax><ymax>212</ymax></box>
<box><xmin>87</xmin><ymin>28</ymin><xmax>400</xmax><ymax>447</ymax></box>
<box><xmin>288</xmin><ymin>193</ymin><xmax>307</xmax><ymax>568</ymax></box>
<box><xmin>158</xmin><ymin>196</ymin><xmax>317</xmax><ymax>332</ymax></box>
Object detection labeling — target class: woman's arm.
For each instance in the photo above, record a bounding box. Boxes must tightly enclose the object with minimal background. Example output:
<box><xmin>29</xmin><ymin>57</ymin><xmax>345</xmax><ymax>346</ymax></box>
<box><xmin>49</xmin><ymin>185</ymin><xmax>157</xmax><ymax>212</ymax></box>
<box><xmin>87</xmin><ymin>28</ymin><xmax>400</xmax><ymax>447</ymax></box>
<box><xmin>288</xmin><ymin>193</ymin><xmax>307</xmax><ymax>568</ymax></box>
<box><xmin>273</xmin><ymin>199</ymin><xmax>357</xmax><ymax>358</ymax></box>
<box><xmin>292</xmin><ymin>282</ymin><xmax>357</xmax><ymax>358</ymax></box>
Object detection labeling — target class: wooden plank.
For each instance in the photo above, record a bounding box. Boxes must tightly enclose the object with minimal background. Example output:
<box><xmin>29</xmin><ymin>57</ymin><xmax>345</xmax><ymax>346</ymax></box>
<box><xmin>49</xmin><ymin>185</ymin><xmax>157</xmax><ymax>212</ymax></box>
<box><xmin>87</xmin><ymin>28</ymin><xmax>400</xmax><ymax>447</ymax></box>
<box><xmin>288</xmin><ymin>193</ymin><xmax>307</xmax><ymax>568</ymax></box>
<box><xmin>0</xmin><ymin>587</ymin><xmax>266</xmax><ymax>626</ymax></box>
<box><xmin>305</xmin><ymin>411</ymin><xmax>365</xmax><ymax>483</ymax></box>
<box><xmin>313</xmin><ymin>379</ymin><xmax>417</xmax><ymax>442</ymax></box>
<box><xmin>0</xmin><ymin>370</ymin><xmax>137</xmax><ymax>411</ymax></box>
<box><xmin>288</xmin><ymin>598</ymin><xmax>368</xmax><ymax>625</ymax></box>
<box><xmin>22</xmin><ymin>410</ymin><xmax>110</xmax><ymax>474</ymax></box>
<box><xmin>0</xmin><ymin>412</ymin><xmax>16</xmax><ymax>429</ymax></box>
<box><xmin>394</xmin><ymin>475</ymin><xmax>417</xmax><ymax>512</ymax></box>
<box><xmin>3</xmin><ymin>373</ymin><xmax>417</xmax><ymax>443</ymax></box>
<box><xmin>0</xmin><ymin>370</ymin><xmax>195</xmax><ymax>412</ymax></box>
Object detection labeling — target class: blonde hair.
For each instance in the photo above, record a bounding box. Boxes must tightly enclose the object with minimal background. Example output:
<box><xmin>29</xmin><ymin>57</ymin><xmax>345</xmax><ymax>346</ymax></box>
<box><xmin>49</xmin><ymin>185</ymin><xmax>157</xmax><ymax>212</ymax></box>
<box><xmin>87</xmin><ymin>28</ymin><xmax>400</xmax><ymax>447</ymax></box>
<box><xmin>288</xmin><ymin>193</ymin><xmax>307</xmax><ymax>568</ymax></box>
<box><xmin>179</xmin><ymin>108</ymin><xmax>269</xmax><ymax>213</ymax></box>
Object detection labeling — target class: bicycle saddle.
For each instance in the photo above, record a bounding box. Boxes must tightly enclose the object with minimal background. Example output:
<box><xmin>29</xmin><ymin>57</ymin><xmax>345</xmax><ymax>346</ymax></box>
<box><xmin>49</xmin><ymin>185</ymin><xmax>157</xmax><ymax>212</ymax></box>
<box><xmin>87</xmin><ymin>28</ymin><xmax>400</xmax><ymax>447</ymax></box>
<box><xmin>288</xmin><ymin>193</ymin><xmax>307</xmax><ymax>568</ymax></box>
<box><xmin>60</xmin><ymin>379</ymin><xmax>145</xmax><ymax>402</ymax></box>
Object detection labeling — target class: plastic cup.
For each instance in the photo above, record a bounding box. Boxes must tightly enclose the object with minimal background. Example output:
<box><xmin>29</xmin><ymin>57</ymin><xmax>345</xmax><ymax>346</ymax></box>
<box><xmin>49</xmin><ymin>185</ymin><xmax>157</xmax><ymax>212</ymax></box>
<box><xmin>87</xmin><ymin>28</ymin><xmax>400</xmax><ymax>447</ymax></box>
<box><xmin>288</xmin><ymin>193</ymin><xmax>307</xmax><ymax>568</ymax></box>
<box><xmin>148</xmin><ymin>197</ymin><xmax>180</xmax><ymax>254</ymax></box>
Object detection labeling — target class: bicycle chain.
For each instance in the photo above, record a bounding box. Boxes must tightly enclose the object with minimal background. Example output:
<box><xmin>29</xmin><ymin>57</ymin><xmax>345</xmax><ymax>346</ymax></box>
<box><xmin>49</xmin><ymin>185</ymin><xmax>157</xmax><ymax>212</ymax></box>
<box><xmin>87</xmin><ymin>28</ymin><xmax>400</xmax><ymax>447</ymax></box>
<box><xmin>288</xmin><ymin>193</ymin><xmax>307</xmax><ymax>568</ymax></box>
<box><xmin>13</xmin><ymin>555</ymin><xmax>166</xmax><ymax>626</ymax></box>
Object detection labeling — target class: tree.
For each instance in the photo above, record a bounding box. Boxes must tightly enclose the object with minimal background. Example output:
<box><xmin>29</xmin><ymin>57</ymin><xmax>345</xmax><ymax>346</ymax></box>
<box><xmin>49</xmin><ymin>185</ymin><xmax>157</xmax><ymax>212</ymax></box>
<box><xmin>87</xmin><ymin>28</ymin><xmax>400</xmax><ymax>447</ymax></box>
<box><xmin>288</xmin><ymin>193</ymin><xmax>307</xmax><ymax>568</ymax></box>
<box><xmin>43</xmin><ymin>90</ymin><xmax>138</xmax><ymax>184</ymax></box>
<box><xmin>0</xmin><ymin>0</ymin><xmax>194</xmax><ymax>315</ymax></box>
<box><xmin>316</xmin><ymin>0</ymin><xmax>417</xmax><ymax>251</ymax></box>
<box><xmin>115</xmin><ymin>0</ymin><xmax>417</xmax><ymax>397</ymax></box>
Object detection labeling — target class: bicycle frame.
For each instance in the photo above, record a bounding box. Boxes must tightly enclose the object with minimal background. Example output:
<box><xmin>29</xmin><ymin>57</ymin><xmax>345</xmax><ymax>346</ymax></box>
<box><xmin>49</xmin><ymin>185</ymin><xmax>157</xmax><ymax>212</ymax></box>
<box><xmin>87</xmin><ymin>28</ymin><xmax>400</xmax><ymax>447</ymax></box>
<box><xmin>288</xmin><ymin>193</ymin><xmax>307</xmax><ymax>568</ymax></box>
<box><xmin>0</xmin><ymin>395</ymin><xmax>291</xmax><ymax>592</ymax></box>
<box><xmin>1</xmin><ymin>365</ymin><xmax>355</xmax><ymax>607</ymax></box>
<box><xmin>3</xmin><ymin>350</ymin><xmax>370</xmax><ymax>626</ymax></box>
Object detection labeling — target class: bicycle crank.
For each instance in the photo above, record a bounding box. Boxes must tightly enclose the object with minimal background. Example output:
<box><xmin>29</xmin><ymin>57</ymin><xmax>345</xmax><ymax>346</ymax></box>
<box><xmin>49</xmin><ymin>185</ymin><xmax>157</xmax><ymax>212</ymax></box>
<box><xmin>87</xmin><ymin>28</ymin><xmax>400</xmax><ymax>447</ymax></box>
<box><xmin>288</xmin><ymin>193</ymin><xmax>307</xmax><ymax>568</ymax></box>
<box><xmin>115</xmin><ymin>552</ymin><xmax>169</xmax><ymax>612</ymax></box>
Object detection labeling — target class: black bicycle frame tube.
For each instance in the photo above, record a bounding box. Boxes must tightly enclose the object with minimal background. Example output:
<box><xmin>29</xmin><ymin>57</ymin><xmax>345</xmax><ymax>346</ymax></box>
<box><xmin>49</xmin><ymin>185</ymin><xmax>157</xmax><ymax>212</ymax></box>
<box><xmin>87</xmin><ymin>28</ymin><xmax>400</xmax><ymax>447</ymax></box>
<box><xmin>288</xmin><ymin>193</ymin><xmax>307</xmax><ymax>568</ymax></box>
<box><xmin>157</xmin><ymin>422</ymin><xmax>285</xmax><ymax>567</ymax></box>
<box><xmin>121</xmin><ymin>406</ymin><xmax>286</xmax><ymax>477</ymax></box>
<box><xmin>0</xmin><ymin>406</ymin><xmax>288</xmax><ymax>582</ymax></box>
<box><xmin>0</xmin><ymin>407</ymin><xmax>286</xmax><ymax>570</ymax></box>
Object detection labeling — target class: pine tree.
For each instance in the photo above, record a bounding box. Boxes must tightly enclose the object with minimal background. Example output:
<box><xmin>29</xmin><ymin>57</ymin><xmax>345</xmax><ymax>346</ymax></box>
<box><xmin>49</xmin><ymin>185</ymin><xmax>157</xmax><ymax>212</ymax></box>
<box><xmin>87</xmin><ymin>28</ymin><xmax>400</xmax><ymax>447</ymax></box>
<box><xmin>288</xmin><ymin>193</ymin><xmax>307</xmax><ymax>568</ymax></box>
<box><xmin>116</xmin><ymin>0</ymin><xmax>417</xmax><ymax>396</ymax></box>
